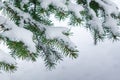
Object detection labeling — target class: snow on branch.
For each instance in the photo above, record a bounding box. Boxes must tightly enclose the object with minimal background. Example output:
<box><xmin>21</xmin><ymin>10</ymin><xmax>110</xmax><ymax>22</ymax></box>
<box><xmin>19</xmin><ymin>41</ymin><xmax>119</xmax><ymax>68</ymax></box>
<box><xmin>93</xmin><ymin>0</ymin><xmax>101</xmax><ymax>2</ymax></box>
<box><xmin>0</xmin><ymin>49</ymin><xmax>17</xmax><ymax>71</ymax></box>
<box><xmin>0</xmin><ymin>0</ymin><xmax>120</xmax><ymax>70</ymax></box>
<box><xmin>0</xmin><ymin>16</ymin><xmax>36</xmax><ymax>53</ymax></box>
<box><xmin>0</xmin><ymin>50</ymin><xmax>15</xmax><ymax>65</ymax></box>
<box><xmin>67</xmin><ymin>0</ymin><xmax>84</xmax><ymax>18</ymax></box>
<box><xmin>45</xmin><ymin>27</ymin><xmax>77</xmax><ymax>49</ymax></box>
<box><xmin>40</xmin><ymin>0</ymin><xmax>68</xmax><ymax>11</ymax></box>
<box><xmin>3</xmin><ymin>3</ymin><xmax>45</xmax><ymax>30</ymax></box>
<box><xmin>40</xmin><ymin>0</ymin><xmax>84</xmax><ymax>18</ymax></box>
<box><xmin>85</xmin><ymin>0</ymin><xmax>120</xmax><ymax>37</ymax></box>
<box><xmin>95</xmin><ymin>0</ymin><xmax>120</xmax><ymax>36</ymax></box>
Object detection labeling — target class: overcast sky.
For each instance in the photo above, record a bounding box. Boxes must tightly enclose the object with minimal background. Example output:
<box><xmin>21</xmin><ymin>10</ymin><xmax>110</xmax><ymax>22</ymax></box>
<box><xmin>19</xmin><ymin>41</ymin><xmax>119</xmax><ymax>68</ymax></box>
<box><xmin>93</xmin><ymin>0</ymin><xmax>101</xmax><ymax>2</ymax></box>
<box><xmin>1</xmin><ymin>0</ymin><xmax>120</xmax><ymax>80</ymax></box>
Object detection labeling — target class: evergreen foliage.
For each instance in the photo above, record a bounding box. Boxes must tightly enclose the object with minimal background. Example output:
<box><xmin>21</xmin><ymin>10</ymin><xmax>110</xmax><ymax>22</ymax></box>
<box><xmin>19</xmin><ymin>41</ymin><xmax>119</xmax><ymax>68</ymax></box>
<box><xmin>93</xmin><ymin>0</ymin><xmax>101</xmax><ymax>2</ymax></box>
<box><xmin>0</xmin><ymin>0</ymin><xmax>120</xmax><ymax>71</ymax></box>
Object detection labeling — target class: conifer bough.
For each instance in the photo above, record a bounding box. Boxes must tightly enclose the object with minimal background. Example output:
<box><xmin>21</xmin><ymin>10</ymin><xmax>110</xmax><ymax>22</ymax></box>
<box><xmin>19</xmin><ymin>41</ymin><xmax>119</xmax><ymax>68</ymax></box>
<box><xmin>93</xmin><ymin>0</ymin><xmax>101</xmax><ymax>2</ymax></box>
<box><xmin>0</xmin><ymin>0</ymin><xmax>120</xmax><ymax>71</ymax></box>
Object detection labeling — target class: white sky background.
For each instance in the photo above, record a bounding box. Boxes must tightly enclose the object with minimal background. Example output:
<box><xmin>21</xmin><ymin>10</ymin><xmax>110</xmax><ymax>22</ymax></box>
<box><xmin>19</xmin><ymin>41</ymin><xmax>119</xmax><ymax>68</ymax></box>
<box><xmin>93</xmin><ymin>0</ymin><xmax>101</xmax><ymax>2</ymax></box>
<box><xmin>1</xmin><ymin>0</ymin><xmax>120</xmax><ymax>80</ymax></box>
